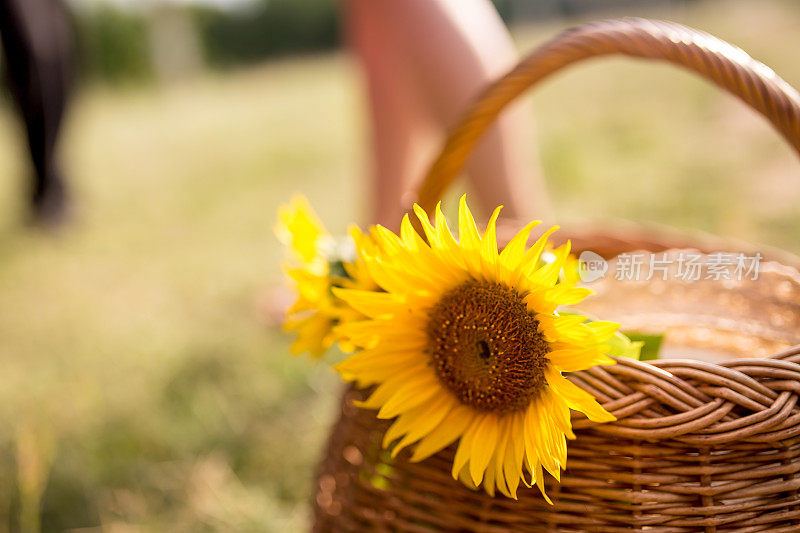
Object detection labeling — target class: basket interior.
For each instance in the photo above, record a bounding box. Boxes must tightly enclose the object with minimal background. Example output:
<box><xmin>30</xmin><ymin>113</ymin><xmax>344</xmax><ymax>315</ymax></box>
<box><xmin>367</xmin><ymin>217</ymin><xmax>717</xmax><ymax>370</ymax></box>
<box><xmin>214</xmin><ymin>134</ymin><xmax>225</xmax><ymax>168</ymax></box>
<box><xmin>573</xmin><ymin>249</ymin><xmax>800</xmax><ymax>361</ymax></box>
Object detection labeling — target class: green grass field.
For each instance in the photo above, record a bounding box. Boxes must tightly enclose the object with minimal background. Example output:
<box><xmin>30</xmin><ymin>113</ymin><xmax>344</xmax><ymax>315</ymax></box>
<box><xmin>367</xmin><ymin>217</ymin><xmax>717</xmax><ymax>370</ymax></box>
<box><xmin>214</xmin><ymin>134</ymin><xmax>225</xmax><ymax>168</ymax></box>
<box><xmin>1</xmin><ymin>1</ymin><xmax>799</xmax><ymax>531</ymax></box>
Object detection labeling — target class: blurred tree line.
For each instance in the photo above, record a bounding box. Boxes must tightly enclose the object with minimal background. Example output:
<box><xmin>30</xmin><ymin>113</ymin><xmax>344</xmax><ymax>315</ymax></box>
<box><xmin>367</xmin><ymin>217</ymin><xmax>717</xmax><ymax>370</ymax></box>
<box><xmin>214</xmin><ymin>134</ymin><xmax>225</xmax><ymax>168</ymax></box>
<box><xmin>74</xmin><ymin>0</ymin><xmax>339</xmax><ymax>84</ymax></box>
<box><xmin>73</xmin><ymin>0</ymin><xmax>680</xmax><ymax>84</ymax></box>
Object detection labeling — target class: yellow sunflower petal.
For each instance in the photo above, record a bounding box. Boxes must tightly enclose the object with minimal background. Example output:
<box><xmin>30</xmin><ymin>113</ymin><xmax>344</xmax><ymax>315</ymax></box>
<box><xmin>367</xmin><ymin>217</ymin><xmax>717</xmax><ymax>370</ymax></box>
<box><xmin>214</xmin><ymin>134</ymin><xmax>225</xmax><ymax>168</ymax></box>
<box><xmin>452</xmin><ymin>416</ymin><xmax>482</xmax><ymax>478</ymax></box>
<box><xmin>356</xmin><ymin>365</ymin><xmax>431</xmax><ymax>410</ymax></box>
<box><xmin>335</xmin><ymin>353</ymin><xmax>427</xmax><ymax>386</ymax></box>
<box><xmin>383</xmin><ymin>392</ymin><xmax>453</xmax><ymax>451</ymax></box>
<box><xmin>542</xmin><ymin>284</ymin><xmax>593</xmax><ymax>306</ymax></box>
<box><xmin>532</xmin><ymin>460</ymin><xmax>553</xmax><ymax>505</ymax></box>
<box><xmin>483</xmin><ymin>463</ymin><xmax>498</xmax><ymax>498</ymax></box>
<box><xmin>493</xmin><ymin>417</ymin><xmax>512</xmax><ymax>498</ymax></box>
<box><xmin>275</xmin><ymin>194</ymin><xmax>328</xmax><ymax>264</ymax></box>
<box><xmin>548</xmin><ymin>389</ymin><xmax>576</xmax><ymax>439</ymax></box>
<box><xmin>287</xmin><ymin>315</ymin><xmax>333</xmax><ymax>357</ymax></box>
<box><xmin>371</xmin><ymin>224</ymin><xmax>405</xmax><ymax>257</ymax></box>
<box><xmin>501</xmin><ymin>434</ymin><xmax>519</xmax><ymax>498</ymax></box>
<box><xmin>585</xmin><ymin>320</ymin><xmax>622</xmax><ymax>342</ymax></box>
<box><xmin>335</xmin><ymin>319</ymin><xmax>427</xmax><ymax>351</ymax></box>
<box><xmin>469</xmin><ymin>414</ymin><xmax>500</xmax><ymax>485</ymax></box>
<box><xmin>528</xmin><ymin>241</ymin><xmax>571</xmax><ymax>287</ymax></box>
<box><xmin>412</xmin><ymin>203</ymin><xmax>439</xmax><ymax>247</ymax></box>
<box><xmin>457</xmin><ymin>194</ymin><xmax>481</xmax><ymax>250</ymax></box>
<box><xmin>400</xmin><ymin>213</ymin><xmax>428</xmax><ymax>252</ymax></box>
<box><xmin>434</xmin><ymin>203</ymin><xmax>459</xmax><ymax>255</ymax></box>
<box><xmin>480</xmin><ymin>205</ymin><xmax>503</xmax><ymax>277</ymax></box>
<box><xmin>499</xmin><ymin>220</ymin><xmax>540</xmax><ymax>272</ymax></box>
<box><xmin>536</xmin><ymin>398</ymin><xmax>566</xmax><ymax>479</ymax></box>
<box><xmin>332</xmin><ymin>288</ymin><xmax>406</xmax><ymax>319</ymax></box>
<box><xmin>376</xmin><ymin>372</ymin><xmax>441</xmax><ymax>419</ymax></box>
<box><xmin>547</xmin><ymin>347</ymin><xmax>616</xmax><ymax>372</ymax></box>
<box><xmin>523</xmin><ymin>402</ymin><xmax>557</xmax><ymax>481</ymax></box>
<box><xmin>518</xmin><ymin>225</ymin><xmax>560</xmax><ymax>279</ymax></box>
<box><xmin>545</xmin><ymin>366</ymin><xmax>615</xmax><ymax>423</ymax></box>
<box><xmin>409</xmin><ymin>402</ymin><xmax>474</xmax><ymax>462</ymax></box>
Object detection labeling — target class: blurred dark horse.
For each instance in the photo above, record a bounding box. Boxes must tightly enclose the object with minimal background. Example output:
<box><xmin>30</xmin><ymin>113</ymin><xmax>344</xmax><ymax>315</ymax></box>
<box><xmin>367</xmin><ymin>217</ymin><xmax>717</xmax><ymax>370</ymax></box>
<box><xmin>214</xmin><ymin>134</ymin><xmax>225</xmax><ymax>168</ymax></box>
<box><xmin>0</xmin><ymin>0</ymin><xmax>73</xmax><ymax>224</ymax></box>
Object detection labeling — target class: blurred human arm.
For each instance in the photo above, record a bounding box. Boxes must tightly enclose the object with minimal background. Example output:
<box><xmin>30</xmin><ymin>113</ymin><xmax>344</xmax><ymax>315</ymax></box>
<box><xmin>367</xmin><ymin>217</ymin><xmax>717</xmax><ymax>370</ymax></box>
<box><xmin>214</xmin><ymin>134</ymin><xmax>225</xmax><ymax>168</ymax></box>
<box><xmin>345</xmin><ymin>0</ymin><xmax>550</xmax><ymax>229</ymax></box>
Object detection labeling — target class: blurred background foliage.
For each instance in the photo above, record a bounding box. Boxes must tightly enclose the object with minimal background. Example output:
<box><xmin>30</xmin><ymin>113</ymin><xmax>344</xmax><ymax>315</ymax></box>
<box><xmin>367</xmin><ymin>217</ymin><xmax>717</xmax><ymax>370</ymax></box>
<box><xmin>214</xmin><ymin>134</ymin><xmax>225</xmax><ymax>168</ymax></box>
<box><xmin>71</xmin><ymin>0</ymin><xmax>682</xmax><ymax>83</ymax></box>
<box><xmin>74</xmin><ymin>0</ymin><xmax>341</xmax><ymax>84</ymax></box>
<box><xmin>193</xmin><ymin>0</ymin><xmax>340</xmax><ymax>67</ymax></box>
<box><xmin>1</xmin><ymin>0</ymin><xmax>800</xmax><ymax>531</ymax></box>
<box><xmin>76</xmin><ymin>4</ymin><xmax>154</xmax><ymax>83</ymax></box>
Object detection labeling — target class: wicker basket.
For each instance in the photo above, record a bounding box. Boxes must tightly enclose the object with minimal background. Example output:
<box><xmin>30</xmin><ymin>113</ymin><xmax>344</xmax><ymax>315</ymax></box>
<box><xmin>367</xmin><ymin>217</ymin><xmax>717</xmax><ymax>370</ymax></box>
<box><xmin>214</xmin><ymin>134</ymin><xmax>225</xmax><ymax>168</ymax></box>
<box><xmin>313</xmin><ymin>18</ymin><xmax>800</xmax><ymax>532</ymax></box>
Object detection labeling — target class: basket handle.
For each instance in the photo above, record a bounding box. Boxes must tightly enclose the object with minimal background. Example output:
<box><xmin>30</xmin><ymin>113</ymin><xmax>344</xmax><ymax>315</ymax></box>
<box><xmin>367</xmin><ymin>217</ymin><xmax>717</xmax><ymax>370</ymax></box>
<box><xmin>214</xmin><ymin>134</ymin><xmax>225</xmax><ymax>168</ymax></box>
<box><xmin>416</xmin><ymin>18</ymin><xmax>800</xmax><ymax>213</ymax></box>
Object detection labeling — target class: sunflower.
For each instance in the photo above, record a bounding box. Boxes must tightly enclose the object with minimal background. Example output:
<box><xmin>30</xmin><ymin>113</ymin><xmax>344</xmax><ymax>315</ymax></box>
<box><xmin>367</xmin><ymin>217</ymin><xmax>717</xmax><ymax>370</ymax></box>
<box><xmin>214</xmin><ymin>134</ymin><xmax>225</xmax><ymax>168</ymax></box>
<box><xmin>276</xmin><ymin>196</ymin><xmax>374</xmax><ymax>357</ymax></box>
<box><xmin>334</xmin><ymin>196</ymin><xmax>620</xmax><ymax>500</ymax></box>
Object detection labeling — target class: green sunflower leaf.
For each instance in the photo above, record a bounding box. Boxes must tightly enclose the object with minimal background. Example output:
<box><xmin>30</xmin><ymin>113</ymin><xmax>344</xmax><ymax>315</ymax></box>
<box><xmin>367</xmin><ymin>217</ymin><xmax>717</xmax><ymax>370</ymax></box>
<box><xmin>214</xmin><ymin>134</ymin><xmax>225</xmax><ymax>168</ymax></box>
<box><xmin>623</xmin><ymin>333</ymin><xmax>664</xmax><ymax>361</ymax></box>
<box><xmin>603</xmin><ymin>331</ymin><xmax>644</xmax><ymax>360</ymax></box>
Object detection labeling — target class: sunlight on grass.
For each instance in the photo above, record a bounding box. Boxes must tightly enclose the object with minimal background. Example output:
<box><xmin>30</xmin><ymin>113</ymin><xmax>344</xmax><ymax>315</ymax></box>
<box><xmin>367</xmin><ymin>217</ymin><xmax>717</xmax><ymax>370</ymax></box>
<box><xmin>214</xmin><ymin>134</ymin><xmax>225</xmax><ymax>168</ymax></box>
<box><xmin>0</xmin><ymin>55</ymin><xmax>361</xmax><ymax>532</ymax></box>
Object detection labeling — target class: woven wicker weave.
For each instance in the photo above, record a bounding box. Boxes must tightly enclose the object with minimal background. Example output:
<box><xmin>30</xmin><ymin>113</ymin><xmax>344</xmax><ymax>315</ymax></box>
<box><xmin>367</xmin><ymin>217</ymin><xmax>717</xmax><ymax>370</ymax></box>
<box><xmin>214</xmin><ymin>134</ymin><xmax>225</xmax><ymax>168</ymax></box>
<box><xmin>313</xmin><ymin>18</ymin><xmax>800</xmax><ymax>532</ymax></box>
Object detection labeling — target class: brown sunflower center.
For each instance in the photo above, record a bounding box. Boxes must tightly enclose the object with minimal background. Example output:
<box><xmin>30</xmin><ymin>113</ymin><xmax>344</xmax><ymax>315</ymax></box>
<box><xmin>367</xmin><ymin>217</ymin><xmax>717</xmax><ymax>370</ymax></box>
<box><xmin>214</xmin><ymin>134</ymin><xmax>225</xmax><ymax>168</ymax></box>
<box><xmin>426</xmin><ymin>279</ymin><xmax>550</xmax><ymax>413</ymax></box>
